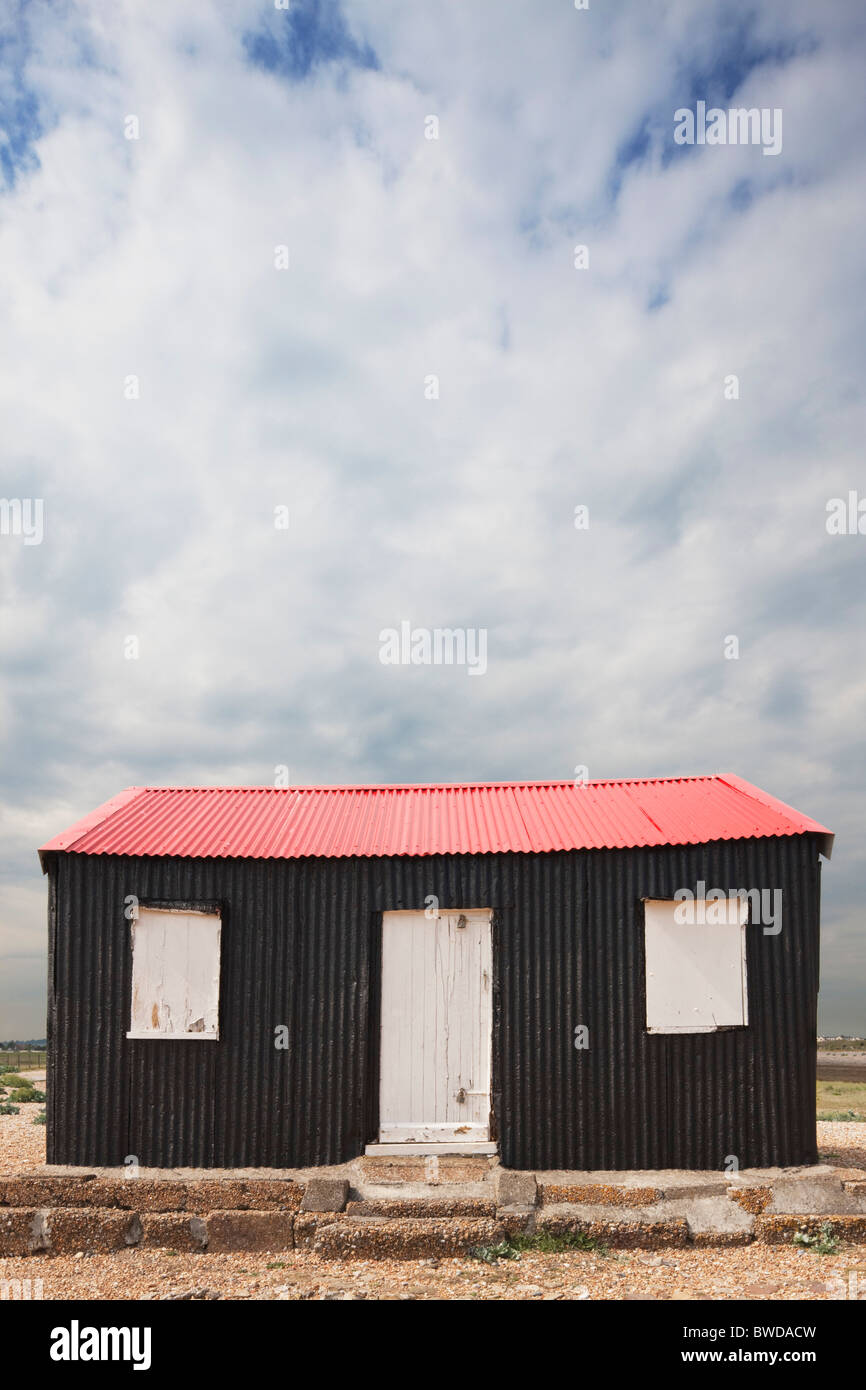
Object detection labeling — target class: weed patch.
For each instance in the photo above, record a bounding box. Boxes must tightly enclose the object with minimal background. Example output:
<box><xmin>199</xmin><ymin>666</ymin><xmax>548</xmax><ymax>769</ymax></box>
<box><xmin>792</xmin><ymin>1222</ymin><xmax>839</xmax><ymax>1256</ymax></box>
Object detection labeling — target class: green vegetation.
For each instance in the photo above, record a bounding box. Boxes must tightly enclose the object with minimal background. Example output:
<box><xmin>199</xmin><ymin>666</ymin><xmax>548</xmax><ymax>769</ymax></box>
<box><xmin>510</xmin><ymin>1230</ymin><xmax>609</xmax><ymax>1255</ymax></box>
<box><xmin>33</xmin><ymin>1110</ymin><xmax>46</xmax><ymax>1125</ymax></box>
<box><xmin>469</xmin><ymin>1229</ymin><xmax>609</xmax><ymax>1262</ymax></box>
<box><xmin>817</xmin><ymin>1080</ymin><xmax>866</xmax><ymax>1121</ymax></box>
<box><xmin>468</xmin><ymin>1241</ymin><xmax>520</xmax><ymax>1264</ymax></box>
<box><xmin>0</xmin><ymin>1103</ymin><xmax>20</xmax><ymax>1116</ymax></box>
<box><xmin>792</xmin><ymin>1222</ymin><xmax>839</xmax><ymax>1256</ymax></box>
<box><xmin>8</xmin><ymin>1088</ymin><xmax>45</xmax><ymax>1104</ymax></box>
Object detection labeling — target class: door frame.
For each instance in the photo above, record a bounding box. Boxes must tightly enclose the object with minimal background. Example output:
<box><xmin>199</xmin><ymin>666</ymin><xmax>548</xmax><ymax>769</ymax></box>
<box><xmin>366</xmin><ymin>906</ymin><xmax>497</xmax><ymax>1155</ymax></box>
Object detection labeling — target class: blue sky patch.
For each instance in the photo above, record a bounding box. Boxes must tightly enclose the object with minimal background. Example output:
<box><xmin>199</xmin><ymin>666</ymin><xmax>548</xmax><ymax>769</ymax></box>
<box><xmin>679</xmin><ymin>16</ymin><xmax>812</xmax><ymax>111</ymax></box>
<box><xmin>243</xmin><ymin>0</ymin><xmax>379</xmax><ymax>82</ymax></box>
<box><xmin>615</xmin><ymin>117</ymin><xmax>652</xmax><ymax>175</ymax></box>
<box><xmin>662</xmin><ymin>15</ymin><xmax>816</xmax><ymax>168</ymax></box>
<box><xmin>729</xmin><ymin>178</ymin><xmax>754</xmax><ymax>212</ymax></box>
<box><xmin>0</xmin><ymin>16</ymin><xmax>43</xmax><ymax>190</ymax></box>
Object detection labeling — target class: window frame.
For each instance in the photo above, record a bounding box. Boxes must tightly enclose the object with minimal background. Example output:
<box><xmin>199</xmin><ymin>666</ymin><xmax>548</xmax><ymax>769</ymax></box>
<box><xmin>126</xmin><ymin>900</ymin><xmax>223</xmax><ymax>1042</ymax></box>
<box><xmin>642</xmin><ymin>895</ymin><xmax>749</xmax><ymax>1035</ymax></box>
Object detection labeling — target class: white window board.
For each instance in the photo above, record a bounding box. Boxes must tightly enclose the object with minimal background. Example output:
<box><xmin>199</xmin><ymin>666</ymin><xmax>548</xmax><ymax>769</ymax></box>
<box><xmin>643</xmin><ymin>897</ymin><xmax>748</xmax><ymax>1034</ymax></box>
<box><xmin>127</xmin><ymin>906</ymin><xmax>221</xmax><ymax>1040</ymax></box>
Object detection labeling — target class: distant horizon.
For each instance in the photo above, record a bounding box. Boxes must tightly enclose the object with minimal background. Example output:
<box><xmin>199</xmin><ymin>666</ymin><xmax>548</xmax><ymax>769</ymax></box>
<box><xmin>4</xmin><ymin>1036</ymin><xmax>866</xmax><ymax>1048</ymax></box>
<box><xmin>1</xmin><ymin>0</ymin><xmax>864</xmax><ymax>1036</ymax></box>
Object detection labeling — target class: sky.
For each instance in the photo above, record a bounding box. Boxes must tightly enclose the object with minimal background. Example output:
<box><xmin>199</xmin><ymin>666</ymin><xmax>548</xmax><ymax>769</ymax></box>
<box><xmin>0</xmin><ymin>0</ymin><xmax>864</xmax><ymax>1038</ymax></box>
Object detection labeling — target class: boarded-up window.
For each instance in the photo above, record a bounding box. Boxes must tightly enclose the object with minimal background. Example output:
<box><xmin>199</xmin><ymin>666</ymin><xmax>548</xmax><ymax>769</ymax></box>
<box><xmin>127</xmin><ymin>907</ymin><xmax>221</xmax><ymax>1040</ymax></box>
<box><xmin>643</xmin><ymin>897</ymin><xmax>748</xmax><ymax>1034</ymax></box>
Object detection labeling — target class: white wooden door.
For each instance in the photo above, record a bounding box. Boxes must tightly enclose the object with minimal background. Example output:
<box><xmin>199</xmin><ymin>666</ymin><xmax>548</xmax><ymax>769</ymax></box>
<box><xmin>379</xmin><ymin>909</ymin><xmax>493</xmax><ymax>1143</ymax></box>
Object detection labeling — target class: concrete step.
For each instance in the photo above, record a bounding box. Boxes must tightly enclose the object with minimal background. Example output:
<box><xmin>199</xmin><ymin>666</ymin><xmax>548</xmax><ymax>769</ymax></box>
<box><xmin>0</xmin><ymin>1207</ymin><xmax>293</xmax><ymax>1256</ymax></box>
<box><xmin>3</xmin><ymin>1203</ymin><xmax>866</xmax><ymax>1258</ymax></box>
<box><xmin>540</xmin><ymin>1183</ymin><xmax>663</xmax><ymax>1207</ymax></box>
<box><xmin>0</xmin><ymin>1176</ymin><xmax>302</xmax><ymax>1213</ymax></box>
<box><xmin>756</xmin><ymin>1214</ymin><xmax>866</xmax><ymax>1244</ymax></box>
<box><xmin>297</xmin><ymin>1214</ymin><xmax>506</xmax><ymax>1259</ymax></box>
<box><xmin>345</xmin><ymin>1198</ymin><xmax>496</xmax><ymax>1219</ymax></box>
<box><xmin>356</xmin><ymin>1154</ymin><xmax>496</xmax><ymax>1186</ymax></box>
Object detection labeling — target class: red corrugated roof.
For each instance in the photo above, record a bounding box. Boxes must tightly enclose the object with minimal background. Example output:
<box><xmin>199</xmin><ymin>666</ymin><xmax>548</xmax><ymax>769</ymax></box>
<box><xmin>38</xmin><ymin>775</ymin><xmax>834</xmax><ymax>865</ymax></box>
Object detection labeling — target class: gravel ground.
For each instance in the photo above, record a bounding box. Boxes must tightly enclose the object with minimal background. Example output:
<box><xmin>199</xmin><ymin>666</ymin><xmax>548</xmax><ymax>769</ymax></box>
<box><xmin>0</xmin><ymin>1108</ymin><xmax>46</xmax><ymax>1178</ymax></box>
<box><xmin>3</xmin><ymin>1111</ymin><xmax>864</xmax><ymax>1180</ymax></box>
<box><xmin>1</xmin><ymin>1112</ymin><xmax>864</xmax><ymax>1301</ymax></box>
<box><xmin>1</xmin><ymin>1242</ymin><xmax>864</xmax><ymax>1301</ymax></box>
<box><xmin>816</xmin><ymin>1121</ymin><xmax>866</xmax><ymax>1168</ymax></box>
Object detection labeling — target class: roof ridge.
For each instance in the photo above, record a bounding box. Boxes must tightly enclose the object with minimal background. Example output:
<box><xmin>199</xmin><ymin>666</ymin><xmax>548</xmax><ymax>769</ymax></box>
<box><xmin>133</xmin><ymin>775</ymin><xmax>720</xmax><ymax>793</ymax></box>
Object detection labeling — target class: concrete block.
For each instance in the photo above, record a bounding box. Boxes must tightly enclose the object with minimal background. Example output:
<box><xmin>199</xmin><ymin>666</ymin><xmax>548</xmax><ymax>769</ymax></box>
<box><xmin>241</xmin><ymin>1180</ymin><xmax>303</xmax><ymax>1212</ymax></box>
<box><xmin>537</xmin><ymin>1212</ymin><xmax>690</xmax><ymax>1249</ymax></box>
<box><xmin>756</xmin><ymin>1214</ymin><xmax>866</xmax><ymax>1245</ymax></box>
<box><xmin>540</xmin><ymin>1183</ymin><xmax>659</xmax><ymax>1208</ymax></box>
<box><xmin>0</xmin><ymin>1176</ymin><xmax>188</xmax><ymax>1211</ymax></box>
<box><xmin>116</xmin><ymin>1180</ymin><xmax>188</xmax><ymax>1212</ymax></box>
<box><xmin>346</xmin><ymin>1198</ymin><xmax>495</xmax><ymax>1219</ymax></box>
<box><xmin>138</xmin><ymin>1212</ymin><xmax>207</xmax><ymax>1251</ymax></box>
<box><xmin>692</xmin><ymin>1230</ymin><xmax>753</xmax><ymax>1247</ymax></box>
<box><xmin>497</xmin><ymin>1171</ymin><xmax>538</xmax><ymax>1207</ymax></box>
<box><xmin>359</xmin><ymin>1153</ymin><xmax>494</xmax><ymax>1185</ymax></box>
<box><xmin>497</xmin><ymin>1206</ymin><xmax>536</xmax><ymax>1238</ymax></box>
<box><xmin>769</xmin><ymin>1178</ymin><xmax>860</xmax><ymax>1214</ymax></box>
<box><xmin>206</xmin><ymin>1211</ymin><xmax>295</xmax><ymax>1253</ymax></box>
<box><xmin>300</xmin><ymin>1178</ymin><xmax>349</xmax><ymax>1213</ymax></box>
<box><xmin>311</xmin><ymin>1216</ymin><xmax>506</xmax><ymax>1260</ymax></box>
<box><xmin>293</xmin><ymin>1212</ymin><xmax>340</xmax><ymax>1249</ymax></box>
<box><xmin>672</xmin><ymin>1196</ymin><xmax>754</xmax><ymax>1237</ymax></box>
<box><xmin>49</xmin><ymin>1208</ymin><xmax>142</xmax><ymax>1254</ymax></box>
<box><xmin>360</xmin><ymin>1157</ymin><xmax>428</xmax><ymax>1184</ymax></box>
<box><xmin>0</xmin><ymin>1208</ymin><xmax>44</xmax><ymax>1256</ymax></box>
<box><xmin>185</xmin><ymin>1180</ymin><xmax>251</xmax><ymax>1214</ymax></box>
<box><xmin>0</xmin><ymin>1176</ymin><xmax>99</xmax><ymax>1208</ymax></box>
<box><xmin>426</xmin><ymin>1155</ymin><xmax>494</xmax><ymax>1184</ymax></box>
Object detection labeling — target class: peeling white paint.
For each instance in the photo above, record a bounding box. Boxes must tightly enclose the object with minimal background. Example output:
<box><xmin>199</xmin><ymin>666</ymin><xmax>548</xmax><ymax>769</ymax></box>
<box><xmin>127</xmin><ymin>907</ymin><xmax>221</xmax><ymax>1040</ymax></box>
<box><xmin>379</xmin><ymin>908</ymin><xmax>492</xmax><ymax>1142</ymax></box>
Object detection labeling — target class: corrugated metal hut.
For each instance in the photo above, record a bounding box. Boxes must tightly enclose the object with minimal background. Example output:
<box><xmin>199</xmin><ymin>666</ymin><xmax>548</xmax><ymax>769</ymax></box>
<box><xmin>38</xmin><ymin>775</ymin><xmax>833</xmax><ymax>1171</ymax></box>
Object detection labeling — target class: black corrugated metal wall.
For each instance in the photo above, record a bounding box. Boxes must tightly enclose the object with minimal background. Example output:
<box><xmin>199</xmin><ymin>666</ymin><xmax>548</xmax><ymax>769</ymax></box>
<box><xmin>45</xmin><ymin>835</ymin><xmax>820</xmax><ymax>1170</ymax></box>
